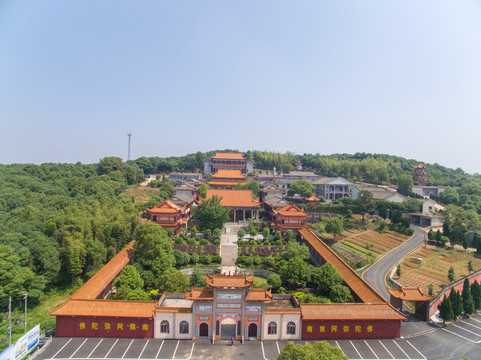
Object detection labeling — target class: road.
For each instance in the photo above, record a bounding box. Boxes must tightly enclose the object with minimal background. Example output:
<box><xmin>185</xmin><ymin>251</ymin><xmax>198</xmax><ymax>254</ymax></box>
<box><xmin>363</xmin><ymin>226</ymin><xmax>426</xmax><ymax>301</ymax></box>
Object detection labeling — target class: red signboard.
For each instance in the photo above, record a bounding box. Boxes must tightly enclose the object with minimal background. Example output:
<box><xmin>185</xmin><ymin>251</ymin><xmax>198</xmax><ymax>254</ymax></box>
<box><xmin>301</xmin><ymin>319</ymin><xmax>401</xmax><ymax>340</ymax></box>
<box><xmin>55</xmin><ymin>316</ymin><xmax>154</xmax><ymax>338</ymax></box>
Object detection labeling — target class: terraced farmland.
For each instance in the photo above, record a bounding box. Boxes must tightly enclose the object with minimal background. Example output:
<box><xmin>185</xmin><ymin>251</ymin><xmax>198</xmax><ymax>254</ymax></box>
<box><xmin>396</xmin><ymin>245</ymin><xmax>481</xmax><ymax>295</ymax></box>
<box><xmin>337</xmin><ymin>229</ymin><xmax>409</xmax><ymax>260</ymax></box>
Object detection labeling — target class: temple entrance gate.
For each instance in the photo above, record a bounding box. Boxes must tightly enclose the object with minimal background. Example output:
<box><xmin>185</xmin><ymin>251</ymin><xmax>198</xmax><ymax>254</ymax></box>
<box><xmin>220</xmin><ymin>317</ymin><xmax>236</xmax><ymax>340</ymax></box>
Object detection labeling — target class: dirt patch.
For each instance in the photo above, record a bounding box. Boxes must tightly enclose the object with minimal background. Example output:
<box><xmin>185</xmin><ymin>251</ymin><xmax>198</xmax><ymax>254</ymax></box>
<box><xmin>125</xmin><ymin>186</ymin><xmax>159</xmax><ymax>203</ymax></box>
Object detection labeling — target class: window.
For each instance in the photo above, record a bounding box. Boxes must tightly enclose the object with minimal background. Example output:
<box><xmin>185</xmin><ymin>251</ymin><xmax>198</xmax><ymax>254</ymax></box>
<box><xmin>179</xmin><ymin>321</ymin><xmax>189</xmax><ymax>334</ymax></box>
<box><xmin>286</xmin><ymin>322</ymin><xmax>296</xmax><ymax>335</ymax></box>
<box><xmin>160</xmin><ymin>320</ymin><xmax>169</xmax><ymax>334</ymax></box>
<box><xmin>268</xmin><ymin>322</ymin><xmax>277</xmax><ymax>335</ymax></box>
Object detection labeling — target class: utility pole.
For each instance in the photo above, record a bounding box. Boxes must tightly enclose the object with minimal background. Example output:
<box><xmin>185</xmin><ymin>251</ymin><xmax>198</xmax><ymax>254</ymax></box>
<box><xmin>24</xmin><ymin>292</ymin><xmax>27</xmax><ymax>333</ymax></box>
<box><xmin>127</xmin><ymin>132</ymin><xmax>132</xmax><ymax>161</ymax></box>
<box><xmin>8</xmin><ymin>295</ymin><xmax>11</xmax><ymax>346</ymax></box>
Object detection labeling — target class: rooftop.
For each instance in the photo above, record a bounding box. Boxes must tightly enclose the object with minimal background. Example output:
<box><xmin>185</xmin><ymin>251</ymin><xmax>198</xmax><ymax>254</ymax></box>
<box><xmin>212</xmin><ymin>169</ymin><xmax>247</xmax><ymax>180</ymax></box>
<box><xmin>50</xmin><ymin>299</ymin><xmax>155</xmax><ymax>318</ymax></box>
<box><xmin>206</xmin><ymin>274</ymin><xmax>254</xmax><ymax>288</ymax></box>
<box><xmin>146</xmin><ymin>200</ymin><xmax>186</xmax><ymax>214</ymax></box>
<box><xmin>204</xmin><ymin>189</ymin><xmax>261</xmax><ymax>208</ymax></box>
<box><xmin>212</xmin><ymin>152</ymin><xmax>246</xmax><ymax>160</ymax></box>
<box><xmin>185</xmin><ymin>288</ymin><xmax>214</xmax><ymax>300</ymax></box>
<box><xmin>71</xmin><ymin>241</ymin><xmax>135</xmax><ymax>300</ymax></box>
<box><xmin>388</xmin><ymin>287</ymin><xmax>434</xmax><ymax>302</ymax></box>
<box><xmin>300</xmin><ymin>303</ymin><xmax>406</xmax><ymax>320</ymax></box>
<box><xmin>274</xmin><ymin>204</ymin><xmax>309</xmax><ymax>217</ymax></box>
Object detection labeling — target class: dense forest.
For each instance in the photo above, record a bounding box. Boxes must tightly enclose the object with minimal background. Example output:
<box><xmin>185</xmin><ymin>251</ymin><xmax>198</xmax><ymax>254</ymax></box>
<box><xmin>1</xmin><ymin>150</ymin><xmax>481</xmax><ymax>349</ymax></box>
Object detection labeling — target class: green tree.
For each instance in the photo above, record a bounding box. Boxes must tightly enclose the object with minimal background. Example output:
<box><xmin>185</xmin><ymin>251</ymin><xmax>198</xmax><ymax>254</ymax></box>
<box><xmin>448</xmin><ymin>266</ymin><xmax>456</xmax><ymax>282</ymax></box>
<box><xmin>281</xmin><ymin>242</ymin><xmax>310</xmax><ymax>261</ymax></box>
<box><xmin>428</xmin><ymin>283</ymin><xmax>434</xmax><ymax>296</ymax></box>
<box><xmin>267</xmin><ymin>274</ymin><xmax>282</xmax><ymax>289</ymax></box>
<box><xmin>462</xmin><ymin>278</ymin><xmax>475</xmax><ymax>315</ymax></box>
<box><xmin>468</xmin><ymin>260</ymin><xmax>474</xmax><ymax>273</ymax></box>
<box><xmin>198</xmin><ymin>183</ymin><xmax>209</xmax><ymax>198</ymax></box>
<box><xmin>463</xmin><ymin>237</ymin><xmax>469</xmax><ymax>251</ymax></box>
<box><xmin>471</xmin><ymin>280</ymin><xmax>481</xmax><ymax>310</ymax></box>
<box><xmin>262</xmin><ymin>226</ymin><xmax>270</xmax><ymax>238</ymax></box>
<box><xmin>159</xmin><ymin>268</ymin><xmax>189</xmax><ymax>293</ymax></box>
<box><xmin>189</xmin><ymin>266</ymin><xmax>206</xmax><ymax>288</ymax></box>
<box><xmin>324</xmin><ymin>216</ymin><xmax>344</xmax><ymax>240</ymax></box>
<box><xmin>397</xmin><ymin>174</ymin><xmax>413</xmax><ymax>196</ymax></box>
<box><xmin>281</xmin><ymin>258</ymin><xmax>309</xmax><ymax>287</ymax></box>
<box><xmin>194</xmin><ymin>195</ymin><xmax>230</xmax><ymax>231</ymax></box>
<box><xmin>449</xmin><ymin>288</ymin><xmax>463</xmax><ymax>319</ymax></box>
<box><xmin>330</xmin><ymin>284</ymin><xmax>354</xmax><ymax>303</ymax></box>
<box><xmin>277</xmin><ymin>341</ymin><xmax>347</xmax><ymax>360</ymax></box>
<box><xmin>312</xmin><ymin>263</ymin><xmax>343</xmax><ymax>295</ymax></box>
<box><xmin>287</xmin><ymin>179</ymin><xmax>314</xmax><ymax>198</ymax></box>
<box><xmin>396</xmin><ymin>264</ymin><xmax>402</xmax><ymax>278</ymax></box>
<box><xmin>438</xmin><ymin>295</ymin><xmax>454</xmax><ymax>323</ymax></box>
<box><xmin>133</xmin><ymin>223</ymin><xmax>175</xmax><ymax>278</ymax></box>
<box><xmin>114</xmin><ymin>265</ymin><xmax>144</xmax><ymax>291</ymax></box>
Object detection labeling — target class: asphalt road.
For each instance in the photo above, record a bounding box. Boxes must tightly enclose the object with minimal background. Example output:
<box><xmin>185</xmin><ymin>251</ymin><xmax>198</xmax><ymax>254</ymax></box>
<box><xmin>363</xmin><ymin>226</ymin><xmax>426</xmax><ymax>301</ymax></box>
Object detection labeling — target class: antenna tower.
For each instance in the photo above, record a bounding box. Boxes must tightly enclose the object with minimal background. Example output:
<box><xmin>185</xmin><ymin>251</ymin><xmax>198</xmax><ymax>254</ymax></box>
<box><xmin>127</xmin><ymin>132</ymin><xmax>132</xmax><ymax>161</ymax></box>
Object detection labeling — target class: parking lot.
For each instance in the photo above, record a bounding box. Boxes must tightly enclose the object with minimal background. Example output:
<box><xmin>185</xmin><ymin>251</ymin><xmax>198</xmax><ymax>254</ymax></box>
<box><xmin>37</xmin><ymin>336</ymin><xmax>429</xmax><ymax>360</ymax></box>
<box><xmin>440</xmin><ymin>312</ymin><xmax>481</xmax><ymax>344</ymax></box>
<box><xmin>37</xmin><ymin>312</ymin><xmax>481</xmax><ymax>360</ymax></box>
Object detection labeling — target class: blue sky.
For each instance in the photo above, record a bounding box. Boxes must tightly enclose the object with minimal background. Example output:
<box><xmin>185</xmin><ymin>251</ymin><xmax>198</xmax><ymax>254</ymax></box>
<box><xmin>1</xmin><ymin>1</ymin><xmax>480</xmax><ymax>173</ymax></box>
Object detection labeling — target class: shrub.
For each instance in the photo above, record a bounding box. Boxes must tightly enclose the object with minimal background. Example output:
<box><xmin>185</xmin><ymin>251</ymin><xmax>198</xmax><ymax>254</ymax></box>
<box><xmin>187</xmin><ymin>238</ymin><xmax>196</xmax><ymax>245</ymax></box>
<box><xmin>212</xmin><ymin>239</ymin><xmax>221</xmax><ymax>246</ymax></box>
<box><xmin>249</xmin><ymin>239</ymin><xmax>256</xmax><ymax>245</ymax></box>
<box><xmin>175</xmin><ymin>236</ymin><xmax>184</xmax><ymax>245</ymax></box>
<box><xmin>212</xmin><ymin>255</ymin><xmax>222</xmax><ymax>264</ymax></box>
<box><xmin>190</xmin><ymin>253</ymin><xmax>199</xmax><ymax>264</ymax></box>
<box><xmin>267</xmin><ymin>274</ymin><xmax>282</xmax><ymax>289</ymax></box>
<box><xmin>200</xmin><ymin>239</ymin><xmax>208</xmax><ymax>246</ymax></box>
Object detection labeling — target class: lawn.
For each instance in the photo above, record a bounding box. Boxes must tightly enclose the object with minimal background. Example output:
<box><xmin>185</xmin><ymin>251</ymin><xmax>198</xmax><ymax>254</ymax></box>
<box><xmin>396</xmin><ymin>245</ymin><xmax>481</xmax><ymax>295</ymax></box>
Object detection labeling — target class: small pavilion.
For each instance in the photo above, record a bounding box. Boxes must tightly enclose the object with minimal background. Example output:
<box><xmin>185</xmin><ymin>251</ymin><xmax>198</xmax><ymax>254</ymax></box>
<box><xmin>388</xmin><ymin>287</ymin><xmax>434</xmax><ymax>321</ymax></box>
<box><xmin>272</xmin><ymin>203</ymin><xmax>310</xmax><ymax>234</ymax></box>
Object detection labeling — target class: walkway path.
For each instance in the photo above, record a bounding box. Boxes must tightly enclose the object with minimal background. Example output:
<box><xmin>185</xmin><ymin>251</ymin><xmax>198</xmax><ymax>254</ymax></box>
<box><xmin>363</xmin><ymin>226</ymin><xmax>427</xmax><ymax>301</ymax></box>
<box><xmin>219</xmin><ymin>223</ymin><xmax>242</xmax><ymax>274</ymax></box>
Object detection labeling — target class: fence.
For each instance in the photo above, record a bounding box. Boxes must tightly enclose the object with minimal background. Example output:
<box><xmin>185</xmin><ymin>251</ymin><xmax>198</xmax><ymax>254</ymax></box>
<box><xmin>428</xmin><ymin>268</ymin><xmax>481</xmax><ymax>318</ymax></box>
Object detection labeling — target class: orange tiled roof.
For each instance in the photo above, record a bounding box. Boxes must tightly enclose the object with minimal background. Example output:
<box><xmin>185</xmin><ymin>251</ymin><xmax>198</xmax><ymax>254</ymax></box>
<box><xmin>212</xmin><ymin>170</ymin><xmax>247</xmax><ymax>180</ymax></box>
<box><xmin>146</xmin><ymin>200</ymin><xmax>185</xmax><ymax>214</ymax></box>
<box><xmin>71</xmin><ymin>241</ymin><xmax>135</xmax><ymax>300</ymax></box>
<box><xmin>415</xmin><ymin>163</ymin><xmax>426</xmax><ymax>169</ymax></box>
<box><xmin>204</xmin><ymin>189</ymin><xmax>260</xmax><ymax>208</ymax></box>
<box><xmin>388</xmin><ymin>287</ymin><xmax>434</xmax><ymax>301</ymax></box>
<box><xmin>306</xmin><ymin>195</ymin><xmax>321</xmax><ymax>202</ymax></box>
<box><xmin>184</xmin><ymin>288</ymin><xmax>214</xmax><ymax>300</ymax></box>
<box><xmin>300</xmin><ymin>303</ymin><xmax>406</xmax><ymax>320</ymax></box>
<box><xmin>206</xmin><ymin>274</ymin><xmax>254</xmax><ymax>288</ymax></box>
<box><xmin>274</xmin><ymin>204</ymin><xmax>309</xmax><ymax>217</ymax></box>
<box><xmin>50</xmin><ymin>299</ymin><xmax>155</xmax><ymax>318</ymax></box>
<box><xmin>245</xmin><ymin>289</ymin><xmax>273</xmax><ymax>301</ymax></box>
<box><xmin>212</xmin><ymin>152</ymin><xmax>245</xmax><ymax>160</ymax></box>
<box><xmin>299</xmin><ymin>228</ymin><xmax>385</xmax><ymax>303</ymax></box>
<box><xmin>207</xmin><ymin>181</ymin><xmax>247</xmax><ymax>187</ymax></box>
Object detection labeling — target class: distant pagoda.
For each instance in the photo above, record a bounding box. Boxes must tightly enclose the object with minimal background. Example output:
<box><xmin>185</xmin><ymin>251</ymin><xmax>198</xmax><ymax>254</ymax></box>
<box><xmin>413</xmin><ymin>163</ymin><xmax>428</xmax><ymax>185</ymax></box>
